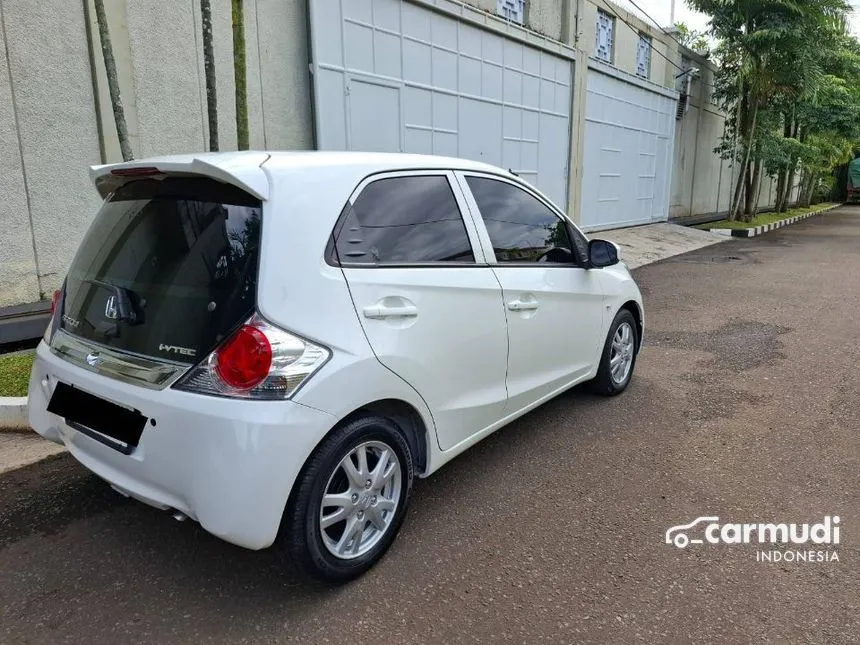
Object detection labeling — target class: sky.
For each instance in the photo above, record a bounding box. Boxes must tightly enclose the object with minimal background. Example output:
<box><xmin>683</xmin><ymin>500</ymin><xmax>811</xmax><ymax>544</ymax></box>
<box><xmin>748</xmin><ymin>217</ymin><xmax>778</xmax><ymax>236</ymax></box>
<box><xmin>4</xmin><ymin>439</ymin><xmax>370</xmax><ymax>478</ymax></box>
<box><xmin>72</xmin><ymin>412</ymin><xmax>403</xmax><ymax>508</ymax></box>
<box><xmin>610</xmin><ymin>0</ymin><xmax>860</xmax><ymax>39</ymax></box>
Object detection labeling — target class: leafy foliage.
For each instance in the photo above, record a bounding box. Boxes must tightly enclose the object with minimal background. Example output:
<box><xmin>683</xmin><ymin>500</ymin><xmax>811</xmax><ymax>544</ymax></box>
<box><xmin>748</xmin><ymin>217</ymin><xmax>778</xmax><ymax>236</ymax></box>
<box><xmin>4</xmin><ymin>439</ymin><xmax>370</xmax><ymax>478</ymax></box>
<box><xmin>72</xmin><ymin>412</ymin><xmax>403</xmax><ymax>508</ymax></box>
<box><xmin>688</xmin><ymin>0</ymin><xmax>860</xmax><ymax>220</ymax></box>
<box><xmin>674</xmin><ymin>21</ymin><xmax>710</xmax><ymax>54</ymax></box>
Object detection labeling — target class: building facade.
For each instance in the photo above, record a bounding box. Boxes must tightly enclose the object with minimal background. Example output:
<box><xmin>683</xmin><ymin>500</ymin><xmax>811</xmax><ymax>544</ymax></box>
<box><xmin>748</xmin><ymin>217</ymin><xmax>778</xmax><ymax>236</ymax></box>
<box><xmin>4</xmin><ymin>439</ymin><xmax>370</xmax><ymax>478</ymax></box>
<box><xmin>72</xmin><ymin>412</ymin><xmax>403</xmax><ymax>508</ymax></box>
<box><xmin>1</xmin><ymin>0</ymin><xmax>684</xmax><ymax>309</ymax></box>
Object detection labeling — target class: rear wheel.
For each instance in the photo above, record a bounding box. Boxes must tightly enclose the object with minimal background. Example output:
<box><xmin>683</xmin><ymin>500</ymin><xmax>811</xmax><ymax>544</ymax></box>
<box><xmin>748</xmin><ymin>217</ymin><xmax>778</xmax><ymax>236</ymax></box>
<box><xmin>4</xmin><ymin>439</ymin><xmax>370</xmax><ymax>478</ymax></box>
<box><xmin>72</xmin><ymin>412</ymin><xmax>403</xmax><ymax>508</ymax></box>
<box><xmin>280</xmin><ymin>414</ymin><xmax>414</xmax><ymax>585</ymax></box>
<box><xmin>590</xmin><ymin>309</ymin><xmax>638</xmax><ymax>396</ymax></box>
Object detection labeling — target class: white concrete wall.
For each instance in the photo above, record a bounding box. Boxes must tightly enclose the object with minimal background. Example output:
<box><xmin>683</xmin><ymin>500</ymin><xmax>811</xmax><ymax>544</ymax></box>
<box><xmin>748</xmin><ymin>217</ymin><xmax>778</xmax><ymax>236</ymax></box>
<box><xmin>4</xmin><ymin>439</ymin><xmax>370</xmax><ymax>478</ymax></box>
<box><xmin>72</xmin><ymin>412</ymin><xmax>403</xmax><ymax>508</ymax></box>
<box><xmin>0</xmin><ymin>7</ymin><xmax>38</xmax><ymax>306</ymax></box>
<box><xmin>250</xmin><ymin>0</ymin><xmax>313</xmax><ymax>149</ymax></box>
<box><xmin>126</xmin><ymin>2</ymin><xmax>207</xmax><ymax>156</ymax></box>
<box><xmin>528</xmin><ymin>0</ymin><xmax>565</xmax><ymax>41</ymax></box>
<box><xmin>1</xmin><ymin>0</ymin><xmax>103</xmax><ymax>305</ymax></box>
<box><xmin>0</xmin><ymin>0</ymin><xmax>313</xmax><ymax>308</ymax></box>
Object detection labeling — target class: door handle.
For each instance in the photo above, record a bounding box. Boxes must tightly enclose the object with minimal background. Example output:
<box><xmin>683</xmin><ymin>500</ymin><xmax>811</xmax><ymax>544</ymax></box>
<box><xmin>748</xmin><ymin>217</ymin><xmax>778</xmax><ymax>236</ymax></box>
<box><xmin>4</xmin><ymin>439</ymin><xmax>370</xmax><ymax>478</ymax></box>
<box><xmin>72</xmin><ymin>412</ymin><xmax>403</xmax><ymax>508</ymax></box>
<box><xmin>363</xmin><ymin>304</ymin><xmax>419</xmax><ymax>319</ymax></box>
<box><xmin>507</xmin><ymin>300</ymin><xmax>539</xmax><ymax>312</ymax></box>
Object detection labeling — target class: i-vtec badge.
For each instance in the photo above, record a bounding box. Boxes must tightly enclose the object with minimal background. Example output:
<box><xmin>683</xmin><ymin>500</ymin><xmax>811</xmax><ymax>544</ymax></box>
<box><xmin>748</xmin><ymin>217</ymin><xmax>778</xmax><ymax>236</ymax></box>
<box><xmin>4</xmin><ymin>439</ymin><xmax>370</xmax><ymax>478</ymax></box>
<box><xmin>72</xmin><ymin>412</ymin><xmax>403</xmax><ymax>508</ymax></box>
<box><xmin>159</xmin><ymin>344</ymin><xmax>197</xmax><ymax>358</ymax></box>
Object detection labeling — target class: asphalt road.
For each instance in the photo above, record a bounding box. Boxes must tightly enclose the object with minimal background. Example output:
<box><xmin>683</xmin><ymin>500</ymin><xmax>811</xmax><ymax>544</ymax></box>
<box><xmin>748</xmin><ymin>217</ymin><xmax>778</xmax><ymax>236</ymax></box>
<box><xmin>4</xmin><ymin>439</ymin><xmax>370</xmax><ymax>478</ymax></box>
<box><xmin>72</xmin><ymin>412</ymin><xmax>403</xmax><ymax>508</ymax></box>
<box><xmin>1</xmin><ymin>208</ymin><xmax>859</xmax><ymax>644</ymax></box>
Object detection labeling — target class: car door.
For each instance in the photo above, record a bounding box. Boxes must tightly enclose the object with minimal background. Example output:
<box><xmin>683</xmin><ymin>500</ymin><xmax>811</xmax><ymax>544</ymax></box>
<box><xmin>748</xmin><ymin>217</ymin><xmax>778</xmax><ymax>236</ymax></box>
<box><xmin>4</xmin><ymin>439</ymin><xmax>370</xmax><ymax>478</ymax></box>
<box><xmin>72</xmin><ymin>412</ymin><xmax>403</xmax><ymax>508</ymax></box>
<box><xmin>457</xmin><ymin>172</ymin><xmax>606</xmax><ymax>414</ymax></box>
<box><xmin>333</xmin><ymin>171</ymin><xmax>509</xmax><ymax>452</ymax></box>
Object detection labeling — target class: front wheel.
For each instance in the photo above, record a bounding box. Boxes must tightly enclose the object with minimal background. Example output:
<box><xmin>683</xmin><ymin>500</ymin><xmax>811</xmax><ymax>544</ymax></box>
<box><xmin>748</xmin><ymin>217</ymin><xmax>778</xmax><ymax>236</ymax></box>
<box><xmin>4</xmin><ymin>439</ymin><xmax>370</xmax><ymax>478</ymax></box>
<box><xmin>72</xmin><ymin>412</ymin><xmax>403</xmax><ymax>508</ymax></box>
<box><xmin>280</xmin><ymin>414</ymin><xmax>414</xmax><ymax>585</ymax></box>
<box><xmin>590</xmin><ymin>309</ymin><xmax>639</xmax><ymax>396</ymax></box>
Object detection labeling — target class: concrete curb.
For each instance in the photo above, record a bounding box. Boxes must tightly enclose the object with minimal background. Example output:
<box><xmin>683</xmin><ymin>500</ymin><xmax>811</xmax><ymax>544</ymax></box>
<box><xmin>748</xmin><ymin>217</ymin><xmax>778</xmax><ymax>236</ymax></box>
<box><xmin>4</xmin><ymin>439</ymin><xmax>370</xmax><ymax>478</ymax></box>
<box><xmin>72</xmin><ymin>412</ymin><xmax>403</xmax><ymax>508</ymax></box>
<box><xmin>0</xmin><ymin>396</ymin><xmax>29</xmax><ymax>432</ymax></box>
<box><xmin>709</xmin><ymin>204</ymin><xmax>840</xmax><ymax>238</ymax></box>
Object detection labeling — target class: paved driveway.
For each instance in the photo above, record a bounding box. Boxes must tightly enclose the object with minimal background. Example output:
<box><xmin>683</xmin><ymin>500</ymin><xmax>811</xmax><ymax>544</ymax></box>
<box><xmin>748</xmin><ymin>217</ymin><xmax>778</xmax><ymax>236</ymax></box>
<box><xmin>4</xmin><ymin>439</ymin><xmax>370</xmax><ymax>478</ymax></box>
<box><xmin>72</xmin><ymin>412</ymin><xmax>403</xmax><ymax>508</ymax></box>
<box><xmin>1</xmin><ymin>208</ymin><xmax>858</xmax><ymax>644</ymax></box>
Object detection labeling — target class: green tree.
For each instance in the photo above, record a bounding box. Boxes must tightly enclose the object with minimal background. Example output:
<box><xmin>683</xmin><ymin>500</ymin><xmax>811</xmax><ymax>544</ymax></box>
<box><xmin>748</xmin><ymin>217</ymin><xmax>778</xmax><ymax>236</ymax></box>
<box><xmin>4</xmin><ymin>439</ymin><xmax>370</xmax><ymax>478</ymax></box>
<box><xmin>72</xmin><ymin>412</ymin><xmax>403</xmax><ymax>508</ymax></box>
<box><xmin>674</xmin><ymin>21</ymin><xmax>709</xmax><ymax>54</ymax></box>
<box><xmin>689</xmin><ymin>0</ymin><xmax>851</xmax><ymax>221</ymax></box>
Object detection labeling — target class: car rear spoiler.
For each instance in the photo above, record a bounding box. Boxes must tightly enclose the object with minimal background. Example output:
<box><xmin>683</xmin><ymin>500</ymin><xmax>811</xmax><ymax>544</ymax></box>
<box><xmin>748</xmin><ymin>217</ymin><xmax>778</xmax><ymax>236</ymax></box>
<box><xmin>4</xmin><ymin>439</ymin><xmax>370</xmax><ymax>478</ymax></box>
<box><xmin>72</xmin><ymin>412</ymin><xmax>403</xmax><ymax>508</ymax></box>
<box><xmin>89</xmin><ymin>152</ymin><xmax>271</xmax><ymax>201</ymax></box>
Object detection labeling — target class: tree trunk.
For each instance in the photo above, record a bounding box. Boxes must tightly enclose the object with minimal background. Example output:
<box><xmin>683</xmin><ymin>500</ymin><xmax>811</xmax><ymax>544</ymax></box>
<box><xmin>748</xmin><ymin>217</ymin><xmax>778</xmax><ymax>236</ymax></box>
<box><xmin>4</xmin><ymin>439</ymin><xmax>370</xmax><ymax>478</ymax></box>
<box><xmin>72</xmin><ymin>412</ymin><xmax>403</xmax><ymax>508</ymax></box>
<box><xmin>730</xmin><ymin>97</ymin><xmax>758</xmax><ymax>221</ymax></box>
<box><xmin>749</xmin><ymin>157</ymin><xmax>763</xmax><ymax>219</ymax></box>
<box><xmin>774</xmin><ymin>110</ymin><xmax>791</xmax><ymax>211</ymax></box>
<box><xmin>93</xmin><ymin>0</ymin><xmax>133</xmax><ymax>161</ymax></box>
<box><xmin>794</xmin><ymin>168</ymin><xmax>809</xmax><ymax>208</ymax></box>
<box><xmin>232</xmin><ymin>0</ymin><xmax>249</xmax><ymax>150</ymax></box>
<box><xmin>743</xmin><ymin>163</ymin><xmax>755</xmax><ymax>217</ymax></box>
<box><xmin>201</xmin><ymin>0</ymin><xmax>219</xmax><ymax>151</ymax></box>
<box><xmin>775</xmin><ymin>170</ymin><xmax>786</xmax><ymax>211</ymax></box>
<box><xmin>781</xmin><ymin>164</ymin><xmax>797</xmax><ymax>211</ymax></box>
<box><xmin>781</xmin><ymin>124</ymin><xmax>804</xmax><ymax>211</ymax></box>
<box><xmin>729</xmin><ymin>169</ymin><xmax>745</xmax><ymax>221</ymax></box>
<box><xmin>801</xmin><ymin>173</ymin><xmax>815</xmax><ymax>207</ymax></box>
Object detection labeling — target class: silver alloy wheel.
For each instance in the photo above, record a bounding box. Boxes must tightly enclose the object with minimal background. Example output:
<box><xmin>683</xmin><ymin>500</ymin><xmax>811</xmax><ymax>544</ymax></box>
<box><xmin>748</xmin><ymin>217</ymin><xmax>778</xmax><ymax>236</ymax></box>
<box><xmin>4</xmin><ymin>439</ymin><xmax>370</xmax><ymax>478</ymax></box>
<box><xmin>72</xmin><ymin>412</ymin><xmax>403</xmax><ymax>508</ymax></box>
<box><xmin>319</xmin><ymin>440</ymin><xmax>402</xmax><ymax>560</ymax></box>
<box><xmin>609</xmin><ymin>321</ymin><xmax>635</xmax><ymax>385</ymax></box>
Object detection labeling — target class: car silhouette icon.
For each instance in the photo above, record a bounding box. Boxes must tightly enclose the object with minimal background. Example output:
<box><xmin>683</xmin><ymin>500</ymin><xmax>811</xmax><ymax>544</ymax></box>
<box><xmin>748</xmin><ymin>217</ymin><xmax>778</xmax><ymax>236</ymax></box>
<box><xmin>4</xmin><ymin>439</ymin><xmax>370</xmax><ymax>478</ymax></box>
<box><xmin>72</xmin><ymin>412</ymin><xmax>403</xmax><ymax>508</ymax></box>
<box><xmin>665</xmin><ymin>517</ymin><xmax>720</xmax><ymax>548</ymax></box>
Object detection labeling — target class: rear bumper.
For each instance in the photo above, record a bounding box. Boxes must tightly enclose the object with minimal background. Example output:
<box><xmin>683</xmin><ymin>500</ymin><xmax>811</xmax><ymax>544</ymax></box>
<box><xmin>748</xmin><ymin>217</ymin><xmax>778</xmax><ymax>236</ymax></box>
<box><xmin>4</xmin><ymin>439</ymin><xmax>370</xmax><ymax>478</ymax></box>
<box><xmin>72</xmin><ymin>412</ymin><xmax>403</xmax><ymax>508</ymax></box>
<box><xmin>28</xmin><ymin>342</ymin><xmax>336</xmax><ymax>550</ymax></box>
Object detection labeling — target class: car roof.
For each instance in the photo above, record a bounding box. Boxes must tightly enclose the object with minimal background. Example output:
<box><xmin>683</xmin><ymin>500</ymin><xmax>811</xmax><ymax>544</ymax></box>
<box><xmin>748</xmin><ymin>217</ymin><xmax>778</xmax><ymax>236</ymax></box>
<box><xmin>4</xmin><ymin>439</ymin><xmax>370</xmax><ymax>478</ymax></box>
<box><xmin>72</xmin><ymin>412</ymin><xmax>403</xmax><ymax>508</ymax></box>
<box><xmin>261</xmin><ymin>150</ymin><xmax>506</xmax><ymax>174</ymax></box>
<box><xmin>90</xmin><ymin>151</ymin><xmax>512</xmax><ymax>201</ymax></box>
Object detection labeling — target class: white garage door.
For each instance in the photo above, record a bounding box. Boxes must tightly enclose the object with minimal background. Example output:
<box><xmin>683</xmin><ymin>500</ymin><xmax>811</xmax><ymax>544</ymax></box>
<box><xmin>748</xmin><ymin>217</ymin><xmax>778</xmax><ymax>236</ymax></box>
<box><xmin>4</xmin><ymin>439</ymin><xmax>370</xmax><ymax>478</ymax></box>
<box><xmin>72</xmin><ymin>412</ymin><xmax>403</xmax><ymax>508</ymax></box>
<box><xmin>308</xmin><ymin>0</ymin><xmax>573</xmax><ymax>209</ymax></box>
<box><xmin>579</xmin><ymin>63</ymin><xmax>677</xmax><ymax>231</ymax></box>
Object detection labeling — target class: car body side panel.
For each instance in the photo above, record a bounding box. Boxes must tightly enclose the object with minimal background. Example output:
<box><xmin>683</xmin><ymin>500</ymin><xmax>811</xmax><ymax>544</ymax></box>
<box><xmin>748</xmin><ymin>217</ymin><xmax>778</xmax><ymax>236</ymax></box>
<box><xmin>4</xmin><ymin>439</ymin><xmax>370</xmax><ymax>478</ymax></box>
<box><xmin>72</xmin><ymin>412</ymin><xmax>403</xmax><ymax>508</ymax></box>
<box><xmin>256</xmin><ymin>162</ymin><xmax>442</xmax><ymax>472</ymax></box>
<box><xmin>593</xmin><ymin>263</ymin><xmax>645</xmax><ymax>343</ymax></box>
<box><xmin>258</xmin><ymin>158</ymin><xmax>642</xmax><ymax>479</ymax></box>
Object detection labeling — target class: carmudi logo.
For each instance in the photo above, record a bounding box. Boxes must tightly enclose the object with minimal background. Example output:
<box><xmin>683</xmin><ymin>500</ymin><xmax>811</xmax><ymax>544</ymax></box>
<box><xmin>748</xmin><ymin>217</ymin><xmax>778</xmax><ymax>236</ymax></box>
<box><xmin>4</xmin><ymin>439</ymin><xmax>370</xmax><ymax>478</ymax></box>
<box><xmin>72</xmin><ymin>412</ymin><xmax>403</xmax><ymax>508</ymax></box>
<box><xmin>665</xmin><ymin>516</ymin><xmax>841</xmax><ymax>563</ymax></box>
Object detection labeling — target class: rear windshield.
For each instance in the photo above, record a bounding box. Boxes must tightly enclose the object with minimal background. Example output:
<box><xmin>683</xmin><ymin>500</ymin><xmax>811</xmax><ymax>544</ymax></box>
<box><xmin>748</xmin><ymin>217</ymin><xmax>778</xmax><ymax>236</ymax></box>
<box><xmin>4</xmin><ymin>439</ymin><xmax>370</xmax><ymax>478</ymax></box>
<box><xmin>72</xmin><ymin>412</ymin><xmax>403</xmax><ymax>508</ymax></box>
<box><xmin>60</xmin><ymin>176</ymin><xmax>262</xmax><ymax>364</ymax></box>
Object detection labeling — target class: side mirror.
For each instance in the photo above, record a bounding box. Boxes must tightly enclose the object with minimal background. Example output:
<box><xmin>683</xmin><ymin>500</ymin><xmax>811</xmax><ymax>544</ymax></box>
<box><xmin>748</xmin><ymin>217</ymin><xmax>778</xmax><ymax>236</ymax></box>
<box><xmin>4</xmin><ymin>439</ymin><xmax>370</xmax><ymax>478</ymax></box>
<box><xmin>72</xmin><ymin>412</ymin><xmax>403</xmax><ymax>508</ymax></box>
<box><xmin>588</xmin><ymin>239</ymin><xmax>621</xmax><ymax>268</ymax></box>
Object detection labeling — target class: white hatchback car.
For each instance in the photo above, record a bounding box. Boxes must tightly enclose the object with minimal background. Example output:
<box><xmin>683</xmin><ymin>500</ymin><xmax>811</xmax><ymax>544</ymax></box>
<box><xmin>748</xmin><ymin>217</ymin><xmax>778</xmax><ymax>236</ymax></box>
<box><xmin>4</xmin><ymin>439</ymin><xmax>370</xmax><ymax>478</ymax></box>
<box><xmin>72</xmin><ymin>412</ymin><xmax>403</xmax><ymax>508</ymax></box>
<box><xmin>29</xmin><ymin>151</ymin><xmax>643</xmax><ymax>583</ymax></box>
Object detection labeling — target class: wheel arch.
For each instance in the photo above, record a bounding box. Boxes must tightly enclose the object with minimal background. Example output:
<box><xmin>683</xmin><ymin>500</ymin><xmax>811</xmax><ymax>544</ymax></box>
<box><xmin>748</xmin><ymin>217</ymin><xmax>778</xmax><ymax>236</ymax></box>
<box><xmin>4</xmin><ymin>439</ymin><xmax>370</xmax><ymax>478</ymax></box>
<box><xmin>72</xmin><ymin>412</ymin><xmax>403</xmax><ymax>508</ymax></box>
<box><xmin>619</xmin><ymin>300</ymin><xmax>644</xmax><ymax>351</ymax></box>
<box><xmin>339</xmin><ymin>399</ymin><xmax>430</xmax><ymax>475</ymax></box>
<box><xmin>296</xmin><ymin>399</ymin><xmax>431</xmax><ymax>483</ymax></box>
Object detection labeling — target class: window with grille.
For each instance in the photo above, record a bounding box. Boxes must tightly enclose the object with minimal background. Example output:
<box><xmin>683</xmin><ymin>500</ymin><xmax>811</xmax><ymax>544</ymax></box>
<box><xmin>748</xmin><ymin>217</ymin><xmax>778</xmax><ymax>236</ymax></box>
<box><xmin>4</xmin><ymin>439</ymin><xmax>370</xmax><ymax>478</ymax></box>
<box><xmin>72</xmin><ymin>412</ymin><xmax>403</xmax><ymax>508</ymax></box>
<box><xmin>636</xmin><ymin>34</ymin><xmax>652</xmax><ymax>78</ymax></box>
<box><xmin>497</xmin><ymin>0</ymin><xmax>526</xmax><ymax>24</ymax></box>
<box><xmin>596</xmin><ymin>10</ymin><xmax>614</xmax><ymax>63</ymax></box>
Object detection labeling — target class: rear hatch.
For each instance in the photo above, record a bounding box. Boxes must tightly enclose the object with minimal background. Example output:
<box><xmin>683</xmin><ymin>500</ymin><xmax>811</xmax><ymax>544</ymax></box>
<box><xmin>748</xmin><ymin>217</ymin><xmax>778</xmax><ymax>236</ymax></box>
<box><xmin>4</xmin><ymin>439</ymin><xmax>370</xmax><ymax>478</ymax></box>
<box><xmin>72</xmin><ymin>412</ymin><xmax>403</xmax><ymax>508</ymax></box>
<box><xmin>57</xmin><ymin>174</ymin><xmax>262</xmax><ymax>369</ymax></box>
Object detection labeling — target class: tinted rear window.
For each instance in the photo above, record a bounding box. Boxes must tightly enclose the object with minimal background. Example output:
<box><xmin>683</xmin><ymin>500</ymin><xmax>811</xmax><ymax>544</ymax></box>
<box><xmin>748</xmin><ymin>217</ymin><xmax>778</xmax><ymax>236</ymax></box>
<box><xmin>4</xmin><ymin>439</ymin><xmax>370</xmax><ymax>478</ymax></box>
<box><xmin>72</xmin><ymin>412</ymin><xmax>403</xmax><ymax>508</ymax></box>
<box><xmin>60</xmin><ymin>176</ymin><xmax>262</xmax><ymax>363</ymax></box>
<box><xmin>332</xmin><ymin>175</ymin><xmax>475</xmax><ymax>264</ymax></box>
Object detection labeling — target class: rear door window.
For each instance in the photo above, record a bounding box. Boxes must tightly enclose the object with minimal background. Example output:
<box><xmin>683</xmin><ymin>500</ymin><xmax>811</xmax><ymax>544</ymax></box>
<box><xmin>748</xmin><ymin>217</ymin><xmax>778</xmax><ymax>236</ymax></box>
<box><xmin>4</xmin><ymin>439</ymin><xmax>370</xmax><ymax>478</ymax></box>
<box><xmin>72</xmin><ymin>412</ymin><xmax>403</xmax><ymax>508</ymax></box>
<box><xmin>332</xmin><ymin>175</ymin><xmax>475</xmax><ymax>264</ymax></box>
<box><xmin>60</xmin><ymin>176</ymin><xmax>262</xmax><ymax>363</ymax></box>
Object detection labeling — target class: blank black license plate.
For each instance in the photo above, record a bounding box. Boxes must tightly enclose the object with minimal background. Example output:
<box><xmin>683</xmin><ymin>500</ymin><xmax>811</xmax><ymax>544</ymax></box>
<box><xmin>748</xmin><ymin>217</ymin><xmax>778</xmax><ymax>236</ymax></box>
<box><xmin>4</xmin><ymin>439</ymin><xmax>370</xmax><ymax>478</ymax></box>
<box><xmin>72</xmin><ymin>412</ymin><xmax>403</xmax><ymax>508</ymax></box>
<box><xmin>47</xmin><ymin>382</ymin><xmax>148</xmax><ymax>454</ymax></box>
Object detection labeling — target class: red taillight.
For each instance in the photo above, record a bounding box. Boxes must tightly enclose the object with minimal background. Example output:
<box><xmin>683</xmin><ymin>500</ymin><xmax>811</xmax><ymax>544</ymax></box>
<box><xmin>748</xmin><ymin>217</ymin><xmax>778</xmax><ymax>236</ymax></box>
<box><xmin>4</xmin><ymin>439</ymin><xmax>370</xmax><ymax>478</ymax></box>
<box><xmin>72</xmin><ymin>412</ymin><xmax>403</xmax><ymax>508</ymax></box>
<box><xmin>50</xmin><ymin>289</ymin><xmax>62</xmax><ymax>314</ymax></box>
<box><xmin>213</xmin><ymin>325</ymin><xmax>272</xmax><ymax>390</ymax></box>
<box><xmin>110</xmin><ymin>166</ymin><xmax>162</xmax><ymax>177</ymax></box>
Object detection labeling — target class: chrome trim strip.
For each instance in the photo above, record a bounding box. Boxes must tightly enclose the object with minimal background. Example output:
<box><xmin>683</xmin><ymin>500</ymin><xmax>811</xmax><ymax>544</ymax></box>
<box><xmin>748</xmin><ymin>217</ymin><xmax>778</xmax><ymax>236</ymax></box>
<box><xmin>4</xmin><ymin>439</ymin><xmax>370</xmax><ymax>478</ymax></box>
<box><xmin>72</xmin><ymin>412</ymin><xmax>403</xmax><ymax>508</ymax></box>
<box><xmin>49</xmin><ymin>329</ymin><xmax>189</xmax><ymax>390</ymax></box>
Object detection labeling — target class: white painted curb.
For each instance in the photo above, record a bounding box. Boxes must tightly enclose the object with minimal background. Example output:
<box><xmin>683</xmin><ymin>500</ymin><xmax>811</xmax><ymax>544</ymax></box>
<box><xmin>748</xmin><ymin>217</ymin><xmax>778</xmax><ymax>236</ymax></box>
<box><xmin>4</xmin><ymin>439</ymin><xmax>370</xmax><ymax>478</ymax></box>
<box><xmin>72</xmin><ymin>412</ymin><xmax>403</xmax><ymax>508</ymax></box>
<box><xmin>0</xmin><ymin>396</ymin><xmax>29</xmax><ymax>431</ymax></box>
<box><xmin>709</xmin><ymin>204</ymin><xmax>840</xmax><ymax>238</ymax></box>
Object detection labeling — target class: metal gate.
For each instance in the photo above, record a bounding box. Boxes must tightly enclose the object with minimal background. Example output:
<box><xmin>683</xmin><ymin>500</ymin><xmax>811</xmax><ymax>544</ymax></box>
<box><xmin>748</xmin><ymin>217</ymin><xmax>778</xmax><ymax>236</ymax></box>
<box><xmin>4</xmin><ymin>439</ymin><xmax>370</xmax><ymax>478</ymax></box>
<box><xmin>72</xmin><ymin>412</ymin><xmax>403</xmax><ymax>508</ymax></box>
<box><xmin>308</xmin><ymin>0</ymin><xmax>574</xmax><ymax>209</ymax></box>
<box><xmin>579</xmin><ymin>62</ymin><xmax>677</xmax><ymax>230</ymax></box>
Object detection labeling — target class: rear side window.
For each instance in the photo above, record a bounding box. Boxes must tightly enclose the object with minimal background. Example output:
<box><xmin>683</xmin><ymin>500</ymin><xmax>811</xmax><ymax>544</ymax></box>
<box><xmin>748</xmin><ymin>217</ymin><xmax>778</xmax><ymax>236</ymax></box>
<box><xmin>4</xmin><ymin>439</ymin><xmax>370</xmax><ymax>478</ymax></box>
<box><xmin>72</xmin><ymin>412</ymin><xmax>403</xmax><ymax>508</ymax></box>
<box><xmin>61</xmin><ymin>176</ymin><xmax>262</xmax><ymax>363</ymax></box>
<box><xmin>466</xmin><ymin>176</ymin><xmax>576</xmax><ymax>264</ymax></box>
<box><xmin>332</xmin><ymin>175</ymin><xmax>475</xmax><ymax>264</ymax></box>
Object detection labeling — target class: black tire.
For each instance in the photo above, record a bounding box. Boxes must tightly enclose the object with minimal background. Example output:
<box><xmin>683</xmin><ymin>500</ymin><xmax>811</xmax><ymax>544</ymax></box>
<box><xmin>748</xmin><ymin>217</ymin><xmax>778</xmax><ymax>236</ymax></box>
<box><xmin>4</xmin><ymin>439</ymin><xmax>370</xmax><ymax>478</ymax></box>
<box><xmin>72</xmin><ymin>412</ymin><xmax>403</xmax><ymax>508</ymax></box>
<box><xmin>280</xmin><ymin>414</ymin><xmax>414</xmax><ymax>585</ymax></box>
<box><xmin>590</xmin><ymin>309</ymin><xmax>639</xmax><ymax>396</ymax></box>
